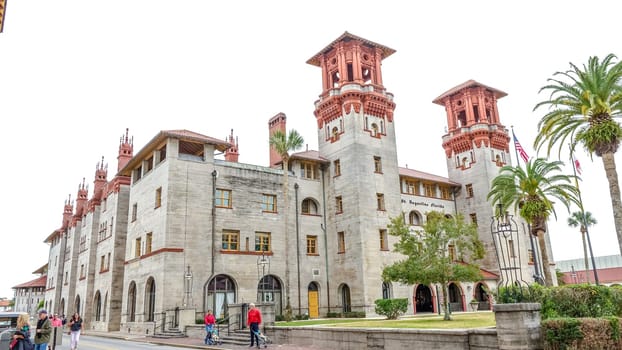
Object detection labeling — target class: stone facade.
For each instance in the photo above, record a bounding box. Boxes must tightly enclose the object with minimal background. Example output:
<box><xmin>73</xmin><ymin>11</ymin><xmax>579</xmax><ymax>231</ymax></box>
<box><xmin>42</xmin><ymin>32</ymin><xmax>545</xmax><ymax>333</ymax></box>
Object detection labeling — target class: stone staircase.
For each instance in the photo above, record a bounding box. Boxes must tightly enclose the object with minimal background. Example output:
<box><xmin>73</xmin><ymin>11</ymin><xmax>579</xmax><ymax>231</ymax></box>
<box><xmin>153</xmin><ymin>327</ymin><xmax>187</xmax><ymax>339</ymax></box>
<box><xmin>216</xmin><ymin>328</ymin><xmax>254</xmax><ymax>346</ymax></box>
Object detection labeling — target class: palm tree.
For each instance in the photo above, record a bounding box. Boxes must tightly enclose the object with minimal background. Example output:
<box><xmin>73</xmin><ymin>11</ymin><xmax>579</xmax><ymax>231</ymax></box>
<box><xmin>487</xmin><ymin>158</ymin><xmax>579</xmax><ymax>286</ymax></box>
<box><xmin>533</xmin><ymin>53</ymin><xmax>622</xmax><ymax>257</ymax></box>
<box><xmin>567</xmin><ymin>211</ymin><xmax>597</xmax><ymax>283</ymax></box>
<box><xmin>268</xmin><ymin>128</ymin><xmax>304</xmax><ymax>315</ymax></box>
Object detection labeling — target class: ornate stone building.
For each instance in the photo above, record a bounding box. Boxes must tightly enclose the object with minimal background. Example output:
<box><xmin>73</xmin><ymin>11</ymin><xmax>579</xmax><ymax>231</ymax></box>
<box><xmin>43</xmin><ymin>32</ymin><xmax>542</xmax><ymax>333</ymax></box>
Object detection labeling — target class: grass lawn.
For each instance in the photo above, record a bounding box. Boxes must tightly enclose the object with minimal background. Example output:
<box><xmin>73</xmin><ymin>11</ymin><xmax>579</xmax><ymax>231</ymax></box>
<box><xmin>276</xmin><ymin>312</ymin><xmax>495</xmax><ymax>329</ymax></box>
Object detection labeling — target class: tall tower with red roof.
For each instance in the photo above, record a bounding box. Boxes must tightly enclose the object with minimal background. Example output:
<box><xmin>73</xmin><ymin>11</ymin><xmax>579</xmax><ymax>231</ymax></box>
<box><xmin>307</xmin><ymin>32</ymin><xmax>401</xmax><ymax>313</ymax></box>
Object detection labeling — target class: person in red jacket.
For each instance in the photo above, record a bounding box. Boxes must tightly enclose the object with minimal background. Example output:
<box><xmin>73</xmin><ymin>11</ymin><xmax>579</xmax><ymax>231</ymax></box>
<box><xmin>246</xmin><ymin>303</ymin><xmax>262</xmax><ymax>348</ymax></box>
<box><xmin>204</xmin><ymin>309</ymin><xmax>216</xmax><ymax>345</ymax></box>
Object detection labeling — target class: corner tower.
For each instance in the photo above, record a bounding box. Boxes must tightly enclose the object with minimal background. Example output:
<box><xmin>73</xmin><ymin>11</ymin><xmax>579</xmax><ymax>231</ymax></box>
<box><xmin>307</xmin><ymin>32</ymin><xmax>400</xmax><ymax>314</ymax></box>
<box><xmin>434</xmin><ymin>80</ymin><xmax>520</xmax><ymax>273</ymax></box>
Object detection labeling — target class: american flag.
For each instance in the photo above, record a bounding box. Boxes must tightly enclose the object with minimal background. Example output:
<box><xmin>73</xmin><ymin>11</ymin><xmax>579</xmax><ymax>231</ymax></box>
<box><xmin>574</xmin><ymin>158</ymin><xmax>582</xmax><ymax>175</ymax></box>
<box><xmin>513</xmin><ymin>132</ymin><xmax>529</xmax><ymax>164</ymax></box>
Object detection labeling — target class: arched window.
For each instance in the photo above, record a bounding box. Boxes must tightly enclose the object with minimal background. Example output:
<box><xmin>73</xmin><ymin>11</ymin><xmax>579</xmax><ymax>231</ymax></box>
<box><xmin>371</xmin><ymin>123</ymin><xmax>378</xmax><ymax>137</ymax></box>
<box><xmin>145</xmin><ymin>277</ymin><xmax>156</xmax><ymax>322</ymax></box>
<box><xmin>409</xmin><ymin>211</ymin><xmax>422</xmax><ymax>226</ymax></box>
<box><xmin>382</xmin><ymin>282</ymin><xmax>391</xmax><ymax>299</ymax></box>
<box><xmin>127</xmin><ymin>282</ymin><xmax>136</xmax><ymax>322</ymax></box>
<box><xmin>205</xmin><ymin>274</ymin><xmax>236</xmax><ymax>319</ymax></box>
<box><xmin>332</xmin><ymin>127</ymin><xmax>339</xmax><ymax>140</ymax></box>
<box><xmin>94</xmin><ymin>291</ymin><xmax>101</xmax><ymax>321</ymax></box>
<box><xmin>257</xmin><ymin>275</ymin><xmax>282</xmax><ymax>315</ymax></box>
<box><xmin>301</xmin><ymin>198</ymin><xmax>319</xmax><ymax>215</ymax></box>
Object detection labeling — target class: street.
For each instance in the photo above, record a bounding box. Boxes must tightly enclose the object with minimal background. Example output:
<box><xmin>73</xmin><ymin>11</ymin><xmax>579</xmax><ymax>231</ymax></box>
<box><xmin>50</xmin><ymin>334</ymin><xmax>193</xmax><ymax>350</ymax></box>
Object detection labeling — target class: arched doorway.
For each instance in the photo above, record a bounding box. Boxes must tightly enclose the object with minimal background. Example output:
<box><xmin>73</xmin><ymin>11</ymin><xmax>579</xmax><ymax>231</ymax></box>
<box><xmin>145</xmin><ymin>277</ymin><xmax>156</xmax><ymax>322</ymax></box>
<box><xmin>382</xmin><ymin>282</ymin><xmax>392</xmax><ymax>299</ymax></box>
<box><xmin>60</xmin><ymin>298</ymin><xmax>65</xmax><ymax>317</ymax></box>
<box><xmin>414</xmin><ymin>285</ymin><xmax>433</xmax><ymax>313</ymax></box>
<box><xmin>204</xmin><ymin>274</ymin><xmax>236</xmax><ymax>319</ymax></box>
<box><xmin>94</xmin><ymin>291</ymin><xmax>101</xmax><ymax>321</ymax></box>
<box><xmin>339</xmin><ymin>284</ymin><xmax>351</xmax><ymax>313</ymax></box>
<box><xmin>74</xmin><ymin>295</ymin><xmax>81</xmax><ymax>315</ymax></box>
<box><xmin>474</xmin><ymin>283</ymin><xmax>491</xmax><ymax>310</ymax></box>
<box><xmin>257</xmin><ymin>275</ymin><xmax>282</xmax><ymax>315</ymax></box>
<box><xmin>448</xmin><ymin>283</ymin><xmax>464</xmax><ymax>312</ymax></box>
<box><xmin>307</xmin><ymin>282</ymin><xmax>319</xmax><ymax>318</ymax></box>
<box><xmin>127</xmin><ymin>281</ymin><xmax>136</xmax><ymax>322</ymax></box>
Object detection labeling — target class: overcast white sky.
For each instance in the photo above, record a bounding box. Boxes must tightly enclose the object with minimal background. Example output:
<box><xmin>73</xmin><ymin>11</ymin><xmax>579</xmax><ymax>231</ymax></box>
<box><xmin>1</xmin><ymin>1</ymin><xmax>621</xmax><ymax>298</ymax></box>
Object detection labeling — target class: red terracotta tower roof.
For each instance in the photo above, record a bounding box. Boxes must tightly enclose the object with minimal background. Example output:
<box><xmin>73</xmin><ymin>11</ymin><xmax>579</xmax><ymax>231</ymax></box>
<box><xmin>306</xmin><ymin>31</ymin><xmax>396</xmax><ymax>66</ymax></box>
<box><xmin>432</xmin><ymin>79</ymin><xmax>507</xmax><ymax>105</ymax></box>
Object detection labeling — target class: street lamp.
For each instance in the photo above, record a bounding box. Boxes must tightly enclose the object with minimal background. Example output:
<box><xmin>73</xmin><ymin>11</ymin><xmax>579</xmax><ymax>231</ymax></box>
<box><xmin>257</xmin><ymin>253</ymin><xmax>270</xmax><ymax>302</ymax></box>
<box><xmin>184</xmin><ymin>265</ymin><xmax>193</xmax><ymax>308</ymax></box>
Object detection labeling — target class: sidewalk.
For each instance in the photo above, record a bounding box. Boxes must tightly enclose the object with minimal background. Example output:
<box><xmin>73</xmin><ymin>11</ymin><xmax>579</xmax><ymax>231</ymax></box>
<box><xmin>82</xmin><ymin>330</ymin><xmax>318</xmax><ymax>350</ymax></box>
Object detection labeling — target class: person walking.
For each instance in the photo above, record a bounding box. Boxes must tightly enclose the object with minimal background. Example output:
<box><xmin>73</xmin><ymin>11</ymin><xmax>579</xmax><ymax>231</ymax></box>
<box><xmin>68</xmin><ymin>312</ymin><xmax>83</xmax><ymax>350</ymax></box>
<box><xmin>204</xmin><ymin>309</ymin><xmax>216</xmax><ymax>345</ymax></box>
<box><xmin>34</xmin><ymin>309</ymin><xmax>51</xmax><ymax>350</ymax></box>
<box><xmin>247</xmin><ymin>303</ymin><xmax>262</xmax><ymax>349</ymax></box>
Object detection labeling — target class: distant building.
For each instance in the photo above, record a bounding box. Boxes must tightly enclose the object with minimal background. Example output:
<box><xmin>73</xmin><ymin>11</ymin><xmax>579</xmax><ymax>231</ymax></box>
<box><xmin>13</xmin><ymin>265</ymin><xmax>47</xmax><ymax>317</ymax></box>
<box><xmin>557</xmin><ymin>255</ymin><xmax>622</xmax><ymax>286</ymax></box>
<box><xmin>0</xmin><ymin>299</ymin><xmax>11</xmax><ymax>312</ymax></box>
<box><xmin>42</xmin><ymin>32</ymin><xmax>543</xmax><ymax>333</ymax></box>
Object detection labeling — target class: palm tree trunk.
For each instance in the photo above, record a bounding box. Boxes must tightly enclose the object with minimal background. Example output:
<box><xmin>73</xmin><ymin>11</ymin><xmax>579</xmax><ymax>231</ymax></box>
<box><xmin>601</xmin><ymin>152</ymin><xmax>622</xmax><ymax>256</ymax></box>
<box><xmin>536</xmin><ymin>229</ymin><xmax>553</xmax><ymax>286</ymax></box>
<box><xmin>581</xmin><ymin>230</ymin><xmax>590</xmax><ymax>284</ymax></box>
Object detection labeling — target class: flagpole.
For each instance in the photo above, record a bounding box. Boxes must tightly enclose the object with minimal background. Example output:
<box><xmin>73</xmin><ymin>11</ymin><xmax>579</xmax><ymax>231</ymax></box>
<box><xmin>511</xmin><ymin>126</ymin><xmax>543</xmax><ymax>283</ymax></box>
<box><xmin>569</xmin><ymin>144</ymin><xmax>599</xmax><ymax>285</ymax></box>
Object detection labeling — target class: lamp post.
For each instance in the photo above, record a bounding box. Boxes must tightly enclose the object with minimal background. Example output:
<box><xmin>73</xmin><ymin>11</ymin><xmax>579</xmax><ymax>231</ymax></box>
<box><xmin>184</xmin><ymin>265</ymin><xmax>193</xmax><ymax>308</ymax></box>
<box><xmin>257</xmin><ymin>253</ymin><xmax>270</xmax><ymax>302</ymax></box>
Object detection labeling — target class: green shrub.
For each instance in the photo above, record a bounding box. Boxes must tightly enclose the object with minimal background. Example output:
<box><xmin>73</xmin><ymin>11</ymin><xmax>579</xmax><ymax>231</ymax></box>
<box><xmin>275</xmin><ymin>315</ymin><xmax>285</xmax><ymax>322</ymax></box>
<box><xmin>196</xmin><ymin>318</ymin><xmax>204</xmax><ymax>324</ymax></box>
<box><xmin>294</xmin><ymin>314</ymin><xmax>309</xmax><ymax>320</ymax></box>
<box><xmin>542</xmin><ymin>318</ymin><xmax>583</xmax><ymax>349</ymax></box>
<box><xmin>326</xmin><ymin>312</ymin><xmax>340</xmax><ymax>318</ymax></box>
<box><xmin>343</xmin><ymin>311</ymin><xmax>366</xmax><ymax>318</ymax></box>
<box><xmin>374</xmin><ymin>298</ymin><xmax>408</xmax><ymax>320</ymax></box>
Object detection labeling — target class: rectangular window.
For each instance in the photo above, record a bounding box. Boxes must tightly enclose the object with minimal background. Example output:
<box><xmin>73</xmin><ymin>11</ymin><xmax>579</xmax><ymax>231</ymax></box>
<box><xmin>465</xmin><ymin>184</ymin><xmax>474</xmax><ymax>198</ymax></box>
<box><xmin>374</xmin><ymin>156</ymin><xmax>382</xmax><ymax>173</ymax></box>
<box><xmin>222</xmin><ymin>230</ymin><xmax>240</xmax><ymax>251</ymax></box>
<box><xmin>334</xmin><ymin>159</ymin><xmax>341</xmax><ymax>177</ymax></box>
<box><xmin>100</xmin><ymin>255</ymin><xmax>105</xmax><ymax>272</ymax></box>
<box><xmin>80</xmin><ymin>264</ymin><xmax>85</xmax><ymax>278</ymax></box>
<box><xmin>300</xmin><ymin>162</ymin><xmax>319</xmax><ymax>180</ymax></box>
<box><xmin>337</xmin><ymin>231</ymin><xmax>345</xmax><ymax>253</ymax></box>
<box><xmin>335</xmin><ymin>196</ymin><xmax>343</xmax><ymax>214</ymax></box>
<box><xmin>255</xmin><ymin>232</ymin><xmax>271</xmax><ymax>252</ymax></box>
<box><xmin>146</xmin><ymin>156</ymin><xmax>154</xmax><ymax>172</ymax></box>
<box><xmin>215</xmin><ymin>189</ymin><xmax>232</xmax><ymax>208</ymax></box>
<box><xmin>424</xmin><ymin>183</ymin><xmax>435</xmax><ymax>197</ymax></box>
<box><xmin>145</xmin><ymin>232</ymin><xmax>153</xmax><ymax>254</ymax></box>
<box><xmin>306</xmin><ymin>235</ymin><xmax>318</xmax><ymax>255</ymax></box>
<box><xmin>470</xmin><ymin>213</ymin><xmax>478</xmax><ymax>227</ymax></box>
<box><xmin>440</xmin><ymin>186</ymin><xmax>452</xmax><ymax>200</ymax></box>
<box><xmin>379</xmin><ymin>229</ymin><xmax>388</xmax><ymax>251</ymax></box>
<box><xmin>155</xmin><ymin>187</ymin><xmax>162</xmax><ymax>208</ymax></box>
<box><xmin>135</xmin><ymin>238</ymin><xmax>142</xmax><ymax>258</ymax></box>
<box><xmin>107</xmin><ymin>252</ymin><xmax>111</xmax><ymax>270</ymax></box>
<box><xmin>134</xmin><ymin>166</ymin><xmax>142</xmax><ymax>182</ymax></box>
<box><xmin>131</xmin><ymin>203</ymin><xmax>137</xmax><ymax>222</ymax></box>
<box><xmin>528</xmin><ymin>249</ymin><xmax>534</xmax><ymax>264</ymax></box>
<box><xmin>405</xmin><ymin>180</ymin><xmax>417</xmax><ymax>195</ymax></box>
<box><xmin>376</xmin><ymin>193</ymin><xmax>385</xmax><ymax>211</ymax></box>
<box><xmin>158</xmin><ymin>145</ymin><xmax>167</xmax><ymax>164</ymax></box>
<box><xmin>448</xmin><ymin>244</ymin><xmax>456</xmax><ymax>261</ymax></box>
<box><xmin>261</xmin><ymin>194</ymin><xmax>277</xmax><ymax>212</ymax></box>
